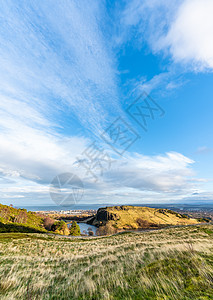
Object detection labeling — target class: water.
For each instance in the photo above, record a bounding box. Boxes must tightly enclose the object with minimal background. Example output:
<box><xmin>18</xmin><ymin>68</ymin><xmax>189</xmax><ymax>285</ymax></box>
<box><xmin>21</xmin><ymin>204</ymin><xmax>102</xmax><ymax>211</ymax></box>
<box><xmin>78</xmin><ymin>223</ymin><xmax>97</xmax><ymax>236</ymax></box>
<box><xmin>68</xmin><ymin>222</ymin><xmax>97</xmax><ymax>236</ymax></box>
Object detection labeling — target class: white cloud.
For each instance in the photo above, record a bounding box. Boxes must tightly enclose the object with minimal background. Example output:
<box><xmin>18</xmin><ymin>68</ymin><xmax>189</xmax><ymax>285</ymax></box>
<box><xmin>159</xmin><ymin>0</ymin><xmax>213</xmax><ymax>70</ymax></box>
<box><xmin>122</xmin><ymin>0</ymin><xmax>213</xmax><ymax>71</ymax></box>
<box><xmin>105</xmin><ymin>151</ymin><xmax>197</xmax><ymax>193</ymax></box>
<box><xmin>0</xmin><ymin>145</ymin><xmax>203</xmax><ymax>205</ymax></box>
<box><xmin>0</xmin><ymin>117</ymin><xmax>89</xmax><ymax>184</ymax></box>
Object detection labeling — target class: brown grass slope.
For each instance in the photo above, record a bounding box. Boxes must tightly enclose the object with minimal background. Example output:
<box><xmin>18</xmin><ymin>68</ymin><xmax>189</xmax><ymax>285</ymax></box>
<box><xmin>90</xmin><ymin>205</ymin><xmax>201</xmax><ymax>229</ymax></box>
<box><xmin>0</xmin><ymin>225</ymin><xmax>212</xmax><ymax>299</ymax></box>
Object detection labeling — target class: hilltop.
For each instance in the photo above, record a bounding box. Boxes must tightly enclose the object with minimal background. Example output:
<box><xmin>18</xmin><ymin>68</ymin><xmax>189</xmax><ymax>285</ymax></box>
<box><xmin>89</xmin><ymin>205</ymin><xmax>202</xmax><ymax>229</ymax></box>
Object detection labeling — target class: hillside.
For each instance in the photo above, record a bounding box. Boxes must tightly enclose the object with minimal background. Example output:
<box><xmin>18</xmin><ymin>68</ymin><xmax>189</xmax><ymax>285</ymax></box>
<box><xmin>0</xmin><ymin>203</ymin><xmax>47</xmax><ymax>233</ymax></box>
<box><xmin>0</xmin><ymin>204</ymin><xmax>70</xmax><ymax>235</ymax></box>
<box><xmin>0</xmin><ymin>225</ymin><xmax>212</xmax><ymax>299</ymax></box>
<box><xmin>89</xmin><ymin>205</ymin><xmax>201</xmax><ymax>229</ymax></box>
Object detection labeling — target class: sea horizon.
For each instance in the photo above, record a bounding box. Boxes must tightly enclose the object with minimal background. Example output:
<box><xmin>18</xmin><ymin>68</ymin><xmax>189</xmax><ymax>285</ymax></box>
<box><xmin>15</xmin><ymin>202</ymin><xmax>213</xmax><ymax>212</ymax></box>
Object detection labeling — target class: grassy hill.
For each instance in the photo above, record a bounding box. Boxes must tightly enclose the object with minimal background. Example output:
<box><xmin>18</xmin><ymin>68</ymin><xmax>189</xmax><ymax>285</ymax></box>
<box><xmin>0</xmin><ymin>224</ymin><xmax>212</xmax><ymax>299</ymax></box>
<box><xmin>0</xmin><ymin>204</ymin><xmax>70</xmax><ymax>235</ymax></box>
<box><xmin>0</xmin><ymin>203</ymin><xmax>47</xmax><ymax>233</ymax></box>
<box><xmin>90</xmin><ymin>205</ymin><xmax>201</xmax><ymax>229</ymax></box>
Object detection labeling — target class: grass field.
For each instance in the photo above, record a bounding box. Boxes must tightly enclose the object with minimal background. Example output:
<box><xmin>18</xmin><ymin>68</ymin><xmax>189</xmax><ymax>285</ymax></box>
<box><xmin>0</xmin><ymin>225</ymin><xmax>212</xmax><ymax>299</ymax></box>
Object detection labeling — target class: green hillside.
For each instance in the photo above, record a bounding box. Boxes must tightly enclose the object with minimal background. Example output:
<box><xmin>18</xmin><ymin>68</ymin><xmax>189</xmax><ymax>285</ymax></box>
<box><xmin>0</xmin><ymin>204</ymin><xmax>70</xmax><ymax>235</ymax></box>
<box><xmin>0</xmin><ymin>204</ymin><xmax>47</xmax><ymax>233</ymax></box>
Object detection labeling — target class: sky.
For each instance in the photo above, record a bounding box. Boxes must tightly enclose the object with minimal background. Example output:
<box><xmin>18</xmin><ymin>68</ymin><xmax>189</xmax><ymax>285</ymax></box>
<box><xmin>0</xmin><ymin>0</ymin><xmax>212</xmax><ymax>207</ymax></box>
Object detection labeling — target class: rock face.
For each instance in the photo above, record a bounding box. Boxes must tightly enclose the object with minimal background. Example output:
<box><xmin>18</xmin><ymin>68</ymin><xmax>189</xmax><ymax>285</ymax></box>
<box><xmin>88</xmin><ymin>205</ymin><xmax>200</xmax><ymax>229</ymax></box>
<box><xmin>96</xmin><ymin>208</ymin><xmax>120</xmax><ymax>221</ymax></box>
<box><xmin>87</xmin><ymin>207</ymin><xmax>120</xmax><ymax>227</ymax></box>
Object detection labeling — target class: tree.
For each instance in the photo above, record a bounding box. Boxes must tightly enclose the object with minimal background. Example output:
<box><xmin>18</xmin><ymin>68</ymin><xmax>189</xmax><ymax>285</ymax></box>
<box><xmin>51</xmin><ymin>220</ymin><xmax>70</xmax><ymax>235</ymax></box>
<box><xmin>69</xmin><ymin>221</ymin><xmax>81</xmax><ymax>236</ymax></box>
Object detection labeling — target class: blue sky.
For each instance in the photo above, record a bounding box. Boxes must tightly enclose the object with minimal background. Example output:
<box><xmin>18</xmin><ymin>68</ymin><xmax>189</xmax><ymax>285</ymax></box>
<box><xmin>0</xmin><ymin>0</ymin><xmax>212</xmax><ymax>207</ymax></box>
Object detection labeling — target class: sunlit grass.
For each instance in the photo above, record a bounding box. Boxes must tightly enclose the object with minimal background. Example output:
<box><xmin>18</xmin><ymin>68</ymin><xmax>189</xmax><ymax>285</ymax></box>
<box><xmin>0</xmin><ymin>225</ymin><xmax>212</xmax><ymax>299</ymax></box>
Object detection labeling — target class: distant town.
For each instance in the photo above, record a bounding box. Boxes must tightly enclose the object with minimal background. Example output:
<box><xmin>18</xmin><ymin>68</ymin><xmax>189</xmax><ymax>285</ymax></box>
<box><xmin>36</xmin><ymin>209</ymin><xmax>97</xmax><ymax>216</ymax></box>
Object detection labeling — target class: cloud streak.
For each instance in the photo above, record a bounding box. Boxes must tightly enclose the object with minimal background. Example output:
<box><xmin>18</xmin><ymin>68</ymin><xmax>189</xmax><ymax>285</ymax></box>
<box><xmin>0</xmin><ymin>0</ymin><xmax>121</xmax><ymax>136</ymax></box>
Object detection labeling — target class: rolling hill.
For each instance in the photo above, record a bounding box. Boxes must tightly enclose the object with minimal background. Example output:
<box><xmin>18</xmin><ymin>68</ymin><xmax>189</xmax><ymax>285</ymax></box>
<box><xmin>89</xmin><ymin>205</ymin><xmax>202</xmax><ymax>229</ymax></box>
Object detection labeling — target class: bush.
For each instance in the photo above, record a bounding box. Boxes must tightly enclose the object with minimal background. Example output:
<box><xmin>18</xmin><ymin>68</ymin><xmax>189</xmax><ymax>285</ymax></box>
<box><xmin>43</xmin><ymin>217</ymin><xmax>55</xmax><ymax>230</ymax></box>
<box><xmin>136</xmin><ymin>218</ymin><xmax>157</xmax><ymax>228</ymax></box>
<box><xmin>96</xmin><ymin>223</ymin><xmax>117</xmax><ymax>236</ymax></box>
<box><xmin>180</xmin><ymin>214</ymin><xmax>189</xmax><ymax>219</ymax></box>
<box><xmin>13</xmin><ymin>210</ymin><xmax>28</xmax><ymax>223</ymax></box>
<box><xmin>87</xmin><ymin>227</ymin><xmax>94</xmax><ymax>236</ymax></box>
<box><xmin>197</xmin><ymin>218</ymin><xmax>210</xmax><ymax>223</ymax></box>
<box><xmin>0</xmin><ymin>222</ymin><xmax>46</xmax><ymax>233</ymax></box>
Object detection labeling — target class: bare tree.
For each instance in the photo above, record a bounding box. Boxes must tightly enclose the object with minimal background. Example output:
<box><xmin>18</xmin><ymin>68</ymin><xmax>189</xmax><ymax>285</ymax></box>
<box><xmin>43</xmin><ymin>217</ymin><xmax>55</xmax><ymax>230</ymax></box>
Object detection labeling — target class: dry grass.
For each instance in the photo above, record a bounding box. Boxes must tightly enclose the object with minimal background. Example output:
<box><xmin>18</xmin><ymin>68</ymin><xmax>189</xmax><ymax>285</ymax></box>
<box><xmin>0</xmin><ymin>225</ymin><xmax>212</xmax><ymax>299</ymax></box>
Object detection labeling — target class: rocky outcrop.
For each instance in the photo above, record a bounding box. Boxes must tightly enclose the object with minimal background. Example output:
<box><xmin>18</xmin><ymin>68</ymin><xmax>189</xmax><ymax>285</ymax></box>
<box><xmin>87</xmin><ymin>207</ymin><xmax>120</xmax><ymax>227</ymax></box>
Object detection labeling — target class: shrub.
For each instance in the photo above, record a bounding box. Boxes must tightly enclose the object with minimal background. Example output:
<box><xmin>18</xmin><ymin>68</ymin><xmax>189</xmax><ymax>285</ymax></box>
<box><xmin>13</xmin><ymin>210</ymin><xmax>28</xmax><ymax>223</ymax></box>
<box><xmin>180</xmin><ymin>214</ymin><xmax>189</xmax><ymax>219</ymax></box>
<box><xmin>43</xmin><ymin>217</ymin><xmax>55</xmax><ymax>230</ymax></box>
<box><xmin>96</xmin><ymin>223</ymin><xmax>117</xmax><ymax>236</ymax></box>
<box><xmin>136</xmin><ymin>218</ymin><xmax>157</xmax><ymax>228</ymax></box>
<box><xmin>197</xmin><ymin>218</ymin><xmax>210</xmax><ymax>223</ymax></box>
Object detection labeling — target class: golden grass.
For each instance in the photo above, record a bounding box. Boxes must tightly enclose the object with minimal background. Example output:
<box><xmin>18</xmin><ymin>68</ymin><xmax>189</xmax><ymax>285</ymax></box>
<box><xmin>94</xmin><ymin>206</ymin><xmax>199</xmax><ymax>229</ymax></box>
<box><xmin>0</xmin><ymin>225</ymin><xmax>212</xmax><ymax>299</ymax></box>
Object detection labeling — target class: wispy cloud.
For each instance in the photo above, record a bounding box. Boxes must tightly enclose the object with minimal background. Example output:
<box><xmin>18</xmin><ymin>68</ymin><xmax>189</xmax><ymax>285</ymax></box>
<box><xmin>195</xmin><ymin>146</ymin><xmax>213</xmax><ymax>155</ymax></box>
<box><xmin>128</xmin><ymin>72</ymin><xmax>186</xmax><ymax>98</ymax></box>
<box><xmin>0</xmin><ymin>0</ymin><xmax>123</xmax><ymax>205</ymax></box>
<box><xmin>0</xmin><ymin>1</ymin><xmax>121</xmax><ymax>136</ymax></box>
